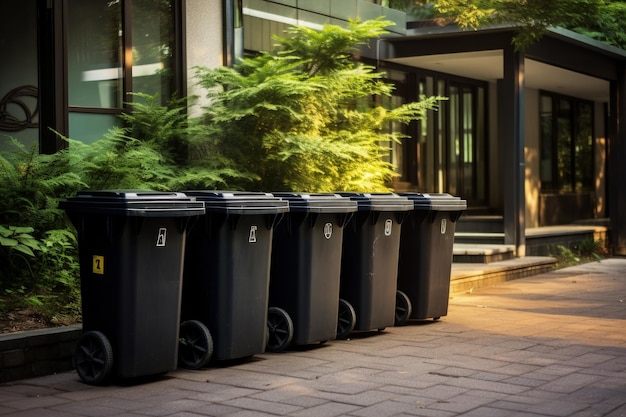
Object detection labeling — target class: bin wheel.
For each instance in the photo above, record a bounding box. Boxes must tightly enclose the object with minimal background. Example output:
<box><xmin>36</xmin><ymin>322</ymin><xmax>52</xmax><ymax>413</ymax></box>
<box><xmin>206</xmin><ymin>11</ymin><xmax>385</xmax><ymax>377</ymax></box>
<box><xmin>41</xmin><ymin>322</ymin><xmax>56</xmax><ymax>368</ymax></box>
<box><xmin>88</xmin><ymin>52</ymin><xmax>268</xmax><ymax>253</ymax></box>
<box><xmin>394</xmin><ymin>290</ymin><xmax>412</xmax><ymax>326</ymax></box>
<box><xmin>336</xmin><ymin>299</ymin><xmax>356</xmax><ymax>340</ymax></box>
<box><xmin>178</xmin><ymin>320</ymin><xmax>213</xmax><ymax>369</ymax></box>
<box><xmin>74</xmin><ymin>331</ymin><xmax>113</xmax><ymax>385</ymax></box>
<box><xmin>433</xmin><ymin>316</ymin><xmax>441</xmax><ymax>321</ymax></box>
<box><xmin>266</xmin><ymin>307</ymin><xmax>293</xmax><ymax>353</ymax></box>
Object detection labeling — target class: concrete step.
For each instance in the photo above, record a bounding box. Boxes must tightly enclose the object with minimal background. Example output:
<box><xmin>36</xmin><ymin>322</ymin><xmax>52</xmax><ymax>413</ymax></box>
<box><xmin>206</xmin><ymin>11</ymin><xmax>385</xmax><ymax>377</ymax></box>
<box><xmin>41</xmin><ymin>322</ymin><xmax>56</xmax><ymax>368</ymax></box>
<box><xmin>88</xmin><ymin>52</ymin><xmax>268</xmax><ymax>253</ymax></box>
<box><xmin>455</xmin><ymin>232</ymin><xmax>505</xmax><ymax>245</ymax></box>
<box><xmin>456</xmin><ymin>214</ymin><xmax>503</xmax><ymax>233</ymax></box>
<box><xmin>450</xmin><ymin>256</ymin><xmax>557</xmax><ymax>295</ymax></box>
<box><xmin>453</xmin><ymin>243</ymin><xmax>515</xmax><ymax>264</ymax></box>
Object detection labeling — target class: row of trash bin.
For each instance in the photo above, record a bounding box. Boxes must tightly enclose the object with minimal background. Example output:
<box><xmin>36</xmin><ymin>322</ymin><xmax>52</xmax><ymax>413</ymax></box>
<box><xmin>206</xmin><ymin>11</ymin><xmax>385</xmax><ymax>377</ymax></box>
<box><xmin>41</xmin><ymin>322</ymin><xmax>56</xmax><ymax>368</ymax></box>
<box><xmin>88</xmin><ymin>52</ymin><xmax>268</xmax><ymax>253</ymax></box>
<box><xmin>60</xmin><ymin>190</ymin><xmax>466</xmax><ymax>385</ymax></box>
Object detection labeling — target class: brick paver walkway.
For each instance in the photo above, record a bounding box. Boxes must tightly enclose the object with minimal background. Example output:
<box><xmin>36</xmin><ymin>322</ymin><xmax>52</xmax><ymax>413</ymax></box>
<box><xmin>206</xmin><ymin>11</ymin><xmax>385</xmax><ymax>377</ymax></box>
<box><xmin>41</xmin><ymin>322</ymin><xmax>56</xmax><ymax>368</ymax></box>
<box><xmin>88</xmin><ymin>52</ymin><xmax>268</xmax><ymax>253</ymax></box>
<box><xmin>1</xmin><ymin>259</ymin><xmax>625</xmax><ymax>416</ymax></box>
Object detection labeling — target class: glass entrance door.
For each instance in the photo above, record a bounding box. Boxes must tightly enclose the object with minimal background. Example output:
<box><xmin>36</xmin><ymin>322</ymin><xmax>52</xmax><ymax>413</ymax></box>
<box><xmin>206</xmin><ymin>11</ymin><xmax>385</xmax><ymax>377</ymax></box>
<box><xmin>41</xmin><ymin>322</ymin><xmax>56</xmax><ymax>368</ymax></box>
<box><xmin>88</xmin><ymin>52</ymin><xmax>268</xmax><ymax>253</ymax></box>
<box><xmin>444</xmin><ymin>82</ymin><xmax>487</xmax><ymax>205</ymax></box>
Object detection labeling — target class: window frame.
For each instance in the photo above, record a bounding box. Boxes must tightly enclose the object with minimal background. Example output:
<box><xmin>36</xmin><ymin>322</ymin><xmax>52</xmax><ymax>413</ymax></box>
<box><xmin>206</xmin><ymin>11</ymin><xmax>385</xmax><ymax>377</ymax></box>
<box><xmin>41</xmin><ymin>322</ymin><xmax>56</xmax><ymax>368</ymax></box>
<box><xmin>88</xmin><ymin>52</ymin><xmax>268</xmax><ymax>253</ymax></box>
<box><xmin>539</xmin><ymin>90</ymin><xmax>595</xmax><ymax>194</ymax></box>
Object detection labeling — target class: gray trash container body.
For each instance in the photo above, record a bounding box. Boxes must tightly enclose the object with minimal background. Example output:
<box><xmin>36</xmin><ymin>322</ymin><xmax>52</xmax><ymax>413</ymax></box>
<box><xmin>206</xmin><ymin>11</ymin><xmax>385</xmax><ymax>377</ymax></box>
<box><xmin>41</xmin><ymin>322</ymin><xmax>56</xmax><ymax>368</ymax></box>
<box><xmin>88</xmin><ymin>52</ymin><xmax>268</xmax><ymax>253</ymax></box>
<box><xmin>60</xmin><ymin>191</ymin><xmax>204</xmax><ymax>379</ymax></box>
<box><xmin>397</xmin><ymin>193</ymin><xmax>466</xmax><ymax>320</ymax></box>
<box><xmin>181</xmin><ymin>191</ymin><xmax>288</xmax><ymax>361</ymax></box>
<box><xmin>338</xmin><ymin>193</ymin><xmax>413</xmax><ymax>332</ymax></box>
<box><xmin>269</xmin><ymin>193</ymin><xmax>357</xmax><ymax>346</ymax></box>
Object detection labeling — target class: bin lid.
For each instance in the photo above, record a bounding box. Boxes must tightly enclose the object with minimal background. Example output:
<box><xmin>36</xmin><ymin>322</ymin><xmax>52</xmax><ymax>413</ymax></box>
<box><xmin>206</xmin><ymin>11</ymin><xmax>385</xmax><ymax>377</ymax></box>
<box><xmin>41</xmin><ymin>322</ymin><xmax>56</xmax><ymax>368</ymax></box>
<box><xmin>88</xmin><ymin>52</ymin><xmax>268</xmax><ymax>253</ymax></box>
<box><xmin>336</xmin><ymin>192</ymin><xmax>414</xmax><ymax>212</ymax></box>
<box><xmin>271</xmin><ymin>192</ymin><xmax>358</xmax><ymax>214</ymax></box>
<box><xmin>184</xmin><ymin>191</ymin><xmax>289</xmax><ymax>215</ymax></box>
<box><xmin>59</xmin><ymin>190</ymin><xmax>206</xmax><ymax>217</ymax></box>
<box><xmin>397</xmin><ymin>192</ymin><xmax>467</xmax><ymax>212</ymax></box>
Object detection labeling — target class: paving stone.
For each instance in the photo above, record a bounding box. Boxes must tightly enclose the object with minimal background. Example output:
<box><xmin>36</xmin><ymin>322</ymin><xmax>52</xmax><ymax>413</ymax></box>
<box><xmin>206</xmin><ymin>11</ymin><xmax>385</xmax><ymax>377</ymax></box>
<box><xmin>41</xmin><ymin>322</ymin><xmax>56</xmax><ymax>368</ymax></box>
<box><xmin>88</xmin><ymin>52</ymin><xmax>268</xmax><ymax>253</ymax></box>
<box><xmin>0</xmin><ymin>405</ymin><xmax>18</xmax><ymax>415</ymax></box>
<box><xmin>410</xmin><ymin>384</ymin><xmax>469</xmax><ymax>401</ymax></box>
<box><xmin>523</xmin><ymin>399</ymin><xmax>591</xmax><ymax>416</ymax></box>
<box><xmin>280</xmin><ymin>395</ymin><xmax>329</xmax><ymax>408</ymax></box>
<box><xmin>491</xmin><ymin>363</ymin><xmax>540</xmax><ymax>376</ymax></box>
<box><xmin>185</xmin><ymin>403</ymin><xmax>240</xmax><ymax>416</ymax></box>
<box><xmin>187</xmin><ymin>387</ymin><xmax>262</xmax><ymax>403</ymax></box>
<box><xmin>444</xmin><ymin>377</ymin><xmax>530</xmax><ymax>395</ymax></box>
<box><xmin>348</xmin><ymin>399</ymin><xmax>427</xmax><ymax>417</ymax></box>
<box><xmin>456</xmin><ymin>406</ymin><xmax>515</xmax><ymax>416</ymax></box>
<box><xmin>2</xmin><ymin>395</ymin><xmax>69</xmax><ymax>410</ymax></box>
<box><xmin>218</xmin><ymin>410</ymin><xmax>278</xmax><ymax>417</ymax></box>
<box><xmin>604</xmin><ymin>404</ymin><xmax>626</xmax><ymax>417</ymax></box>
<box><xmin>540</xmin><ymin>373</ymin><xmax>606</xmax><ymax>394</ymax></box>
<box><xmin>288</xmin><ymin>402</ymin><xmax>359</xmax><ymax>417</ymax></box>
<box><xmin>222</xmin><ymin>396</ymin><xmax>302</xmax><ymax>415</ymax></box>
<box><xmin>129</xmin><ymin>399</ymin><xmax>216</xmax><ymax>416</ymax></box>
<box><xmin>427</xmin><ymin>392</ymin><xmax>505</xmax><ymax>414</ymax></box>
<box><xmin>500</xmin><ymin>376</ymin><xmax>547</xmax><ymax>388</ymax></box>
<box><xmin>0</xmin><ymin>409</ymin><xmax>72</xmax><ymax>417</ymax></box>
<box><xmin>312</xmin><ymin>389</ymin><xmax>397</xmax><ymax>407</ymax></box>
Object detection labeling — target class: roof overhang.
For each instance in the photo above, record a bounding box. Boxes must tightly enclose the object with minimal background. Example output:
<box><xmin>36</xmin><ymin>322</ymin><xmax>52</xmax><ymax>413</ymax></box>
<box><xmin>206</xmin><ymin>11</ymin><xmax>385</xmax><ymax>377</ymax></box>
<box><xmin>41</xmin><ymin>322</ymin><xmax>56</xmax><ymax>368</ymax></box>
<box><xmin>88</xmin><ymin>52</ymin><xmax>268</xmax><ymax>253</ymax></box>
<box><xmin>370</xmin><ymin>24</ymin><xmax>626</xmax><ymax>103</ymax></box>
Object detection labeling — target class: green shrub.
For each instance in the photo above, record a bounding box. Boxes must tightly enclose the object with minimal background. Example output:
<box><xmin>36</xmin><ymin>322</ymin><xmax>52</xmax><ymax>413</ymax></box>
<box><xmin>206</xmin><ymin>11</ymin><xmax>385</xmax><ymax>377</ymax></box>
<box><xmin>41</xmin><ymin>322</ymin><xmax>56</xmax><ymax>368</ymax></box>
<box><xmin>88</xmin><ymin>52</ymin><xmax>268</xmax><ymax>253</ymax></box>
<box><xmin>0</xmin><ymin>139</ymin><xmax>83</xmax><ymax>320</ymax></box>
<box><xmin>549</xmin><ymin>237</ymin><xmax>606</xmax><ymax>269</ymax></box>
<box><xmin>195</xmin><ymin>18</ymin><xmax>442</xmax><ymax>192</ymax></box>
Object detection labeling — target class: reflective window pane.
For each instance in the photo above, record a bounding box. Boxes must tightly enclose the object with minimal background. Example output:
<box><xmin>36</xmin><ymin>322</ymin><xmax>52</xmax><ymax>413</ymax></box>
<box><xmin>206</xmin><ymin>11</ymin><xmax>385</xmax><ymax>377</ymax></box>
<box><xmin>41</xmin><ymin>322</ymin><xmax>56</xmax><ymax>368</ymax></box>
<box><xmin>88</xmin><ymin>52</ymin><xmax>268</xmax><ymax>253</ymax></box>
<box><xmin>68</xmin><ymin>0</ymin><xmax>123</xmax><ymax>108</ymax></box>
<box><xmin>131</xmin><ymin>0</ymin><xmax>177</xmax><ymax>101</ymax></box>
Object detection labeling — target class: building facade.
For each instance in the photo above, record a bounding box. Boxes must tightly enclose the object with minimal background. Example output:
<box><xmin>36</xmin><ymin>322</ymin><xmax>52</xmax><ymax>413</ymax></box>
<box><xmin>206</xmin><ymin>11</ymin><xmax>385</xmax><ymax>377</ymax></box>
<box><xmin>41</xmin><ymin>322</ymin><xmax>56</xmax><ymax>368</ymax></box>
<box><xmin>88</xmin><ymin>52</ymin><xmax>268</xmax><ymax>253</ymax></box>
<box><xmin>3</xmin><ymin>0</ymin><xmax>626</xmax><ymax>255</ymax></box>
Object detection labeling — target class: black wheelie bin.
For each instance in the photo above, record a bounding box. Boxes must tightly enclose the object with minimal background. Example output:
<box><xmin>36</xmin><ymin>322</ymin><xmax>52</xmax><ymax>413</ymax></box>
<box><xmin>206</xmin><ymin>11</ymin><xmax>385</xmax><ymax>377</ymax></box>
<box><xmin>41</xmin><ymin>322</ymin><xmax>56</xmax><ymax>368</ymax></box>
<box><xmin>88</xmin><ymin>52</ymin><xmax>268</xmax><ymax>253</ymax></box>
<box><xmin>336</xmin><ymin>192</ymin><xmax>413</xmax><ymax>338</ymax></box>
<box><xmin>59</xmin><ymin>190</ymin><xmax>205</xmax><ymax>385</ymax></box>
<box><xmin>179</xmin><ymin>191</ymin><xmax>288</xmax><ymax>367</ymax></box>
<box><xmin>395</xmin><ymin>193</ymin><xmax>467</xmax><ymax>324</ymax></box>
<box><xmin>266</xmin><ymin>193</ymin><xmax>357</xmax><ymax>352</ymax></box>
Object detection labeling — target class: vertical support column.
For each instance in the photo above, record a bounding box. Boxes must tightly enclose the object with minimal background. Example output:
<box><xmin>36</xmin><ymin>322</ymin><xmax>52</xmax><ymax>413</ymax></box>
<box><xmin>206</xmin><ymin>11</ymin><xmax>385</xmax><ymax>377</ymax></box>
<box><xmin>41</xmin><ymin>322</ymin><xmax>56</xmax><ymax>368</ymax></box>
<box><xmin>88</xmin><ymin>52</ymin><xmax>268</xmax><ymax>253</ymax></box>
<box><xmin>222</xmin><ymin>0</ymin><xmax>234</xmax><ymax>67</ymax></box>
<box><xmin>222</xmin><ymin>0</ymin><xmax>242</xmax><ymax>67</ymax></box>
<box><xmin>38</xmin><ymin>0</ymin><xmax>68</xmax><ymax>153</ymax></box>
<box><xmin>499</xmin><ymin>45</ymin><xmax>526</xmax><ymax>257</ymax></box>
<box><xmin>608</xmin><ymin>64</ymin><xmax>626</xmax><ymax>255</ymax></box>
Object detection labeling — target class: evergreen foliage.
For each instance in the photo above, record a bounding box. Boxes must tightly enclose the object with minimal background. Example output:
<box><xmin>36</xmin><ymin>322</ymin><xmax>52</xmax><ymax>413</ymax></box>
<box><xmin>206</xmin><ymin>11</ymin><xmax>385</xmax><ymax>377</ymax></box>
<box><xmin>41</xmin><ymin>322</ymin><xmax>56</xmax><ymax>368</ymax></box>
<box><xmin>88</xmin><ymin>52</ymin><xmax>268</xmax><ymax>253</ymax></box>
<box><xmin>573</xmin><ymin>1</ymin><xmax>626</xmax><ymax>49</ymax></box>
<box><xmin>0</xmin><ymin>138</ymin><xmax>83</xmax><ymax>322</ymax></box>
<box><xmin>434</xmin><ymin>0</ymin><xmax>602</xmax><ymax>50</ymax></box>
<box><xmin>69</xmin><ymin>93</ymin><xmax>253</xmax><ymax>191</ymax></box>
<box><xmin>195</xmin><ymin>18</ymin><xmax>442</xmax><ymax>192</ymax></box>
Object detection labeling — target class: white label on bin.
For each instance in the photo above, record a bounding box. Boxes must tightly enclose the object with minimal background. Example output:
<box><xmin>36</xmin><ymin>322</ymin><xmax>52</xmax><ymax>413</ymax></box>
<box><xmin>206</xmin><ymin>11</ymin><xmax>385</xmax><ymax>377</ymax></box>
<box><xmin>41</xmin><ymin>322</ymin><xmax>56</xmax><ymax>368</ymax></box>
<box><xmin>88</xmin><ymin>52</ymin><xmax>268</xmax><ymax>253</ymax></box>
<box><xmin>92</xmin><ymin>255</ymin><xmax>104</xmax><ymax>275</ymax></box>
<box><xmin>156</xmin><ymin>228</ymin><xmax>167</xmax><ymax>247</ymax></box>
<box><xmin>441</xmin><ymin>218</ymin><xmax>447</xmax><ymax>235</ymax></box>
<box><xmin>384</xmin><ymin>219</ymin><xmax>393</xmax><ymax>236</ymax></box>
<box><xmin>249</xmin><ymin>225</ymin><xmax>258</xmax><ymax>243</ymax></box>
<box><xmin>324</xmin><ymin>222</ymin><xmax>333</xmax><ymax>239</ymax></box>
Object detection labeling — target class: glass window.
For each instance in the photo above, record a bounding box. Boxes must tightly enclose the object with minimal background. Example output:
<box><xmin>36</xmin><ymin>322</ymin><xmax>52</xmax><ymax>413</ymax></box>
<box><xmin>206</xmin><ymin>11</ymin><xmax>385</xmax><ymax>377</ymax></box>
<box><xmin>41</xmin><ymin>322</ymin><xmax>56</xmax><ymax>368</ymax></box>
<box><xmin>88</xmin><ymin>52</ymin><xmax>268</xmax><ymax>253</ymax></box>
<box><xmin>67</xmin><ymin>0</ymin><xmax>123</xmax><ymax>109</ymax></box>
<box><xmin>576</xmin><ymin>102</ymin><xmax>594</xmax><ymax>190</ymax></box>
<box><xmin>557</xmin><ymin>98</ymin><xmax>573</xmax><ymax>192</ymax></box>
<box><xmin>131</xmin><ymin>0</ymin><xmax>178</xmax><ymax>99</ymax></box>
<box><xmin>462</xmin><ymin>87</ymin><xmax>474</xmax><ymax>198</ymax></box>
<box><xmin>433</xmin><ymin>78</ymin><xmax>487</xmax><ymax>204</ymax></box>
<box><xmin>540</xmin><ymin>95</ymin><xmax>553</xmax><ymax>189</ymax></box>
<box><xmin>540</xmin><ymin>92</ymin><xmax>594</xmax><ymax>193</ymax></box>
<box><xmin>448</xmin><ymin>84</ymin><xmax>459</xmax><ymax>195</ymax></box>
<box><xmin>66</xmin><ymin>0</ymin><xmax>180</xmax><ymax>144</ymax></box>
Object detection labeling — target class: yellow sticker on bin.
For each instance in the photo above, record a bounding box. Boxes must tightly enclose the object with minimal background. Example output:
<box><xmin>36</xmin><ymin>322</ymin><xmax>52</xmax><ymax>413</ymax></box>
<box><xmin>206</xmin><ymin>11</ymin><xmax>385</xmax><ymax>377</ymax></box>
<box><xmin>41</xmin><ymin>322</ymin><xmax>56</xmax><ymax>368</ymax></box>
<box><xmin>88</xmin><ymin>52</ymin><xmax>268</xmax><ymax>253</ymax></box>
<box><xmin>93</xmin><ymin>255</ymin><xmax>104</xmax><ymax>275</ymax></box>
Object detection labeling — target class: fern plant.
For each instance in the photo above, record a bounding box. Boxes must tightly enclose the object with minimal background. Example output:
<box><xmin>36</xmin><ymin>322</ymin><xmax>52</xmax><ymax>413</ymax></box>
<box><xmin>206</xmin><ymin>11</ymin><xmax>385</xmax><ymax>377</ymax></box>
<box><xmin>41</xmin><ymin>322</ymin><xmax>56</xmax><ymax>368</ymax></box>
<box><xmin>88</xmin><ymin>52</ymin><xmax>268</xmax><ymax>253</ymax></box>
<box><xmin>68</xmin><ymin>93</ymin><xmax>254</xmax><ymax>191</ymax></box>
<box><xmin>0</xmin><ymin>138</ymin><xmax>84</xmax><ymax>320</ymax></box>
<box><xmin>195</xmin><ymin>18</ymin><xmax>442</xmax><ymax>192</ymax></box>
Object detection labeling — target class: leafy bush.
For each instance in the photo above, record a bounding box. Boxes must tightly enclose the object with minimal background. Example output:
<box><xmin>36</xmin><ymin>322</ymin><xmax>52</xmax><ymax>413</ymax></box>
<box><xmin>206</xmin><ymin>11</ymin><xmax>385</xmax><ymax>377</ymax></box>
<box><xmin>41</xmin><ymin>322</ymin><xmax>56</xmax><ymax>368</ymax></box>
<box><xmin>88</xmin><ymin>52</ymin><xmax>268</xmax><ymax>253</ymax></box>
<box><xmin>549</xmin><ymin>237</ymin><xmax>606</xmax><ymax>269</ymax></box>
<box><xmin>574</xmin><ymin>237</ymin><xmax>606</xmax><ymax>261</ymax></box>
<box><xmin>64</xmin><ymin>93</ymin><xmax>253</xmax><ymax>192</ymax></box>
<box><xmin>195</xmin><ymin>18</ymin><xmax>442</xmax><ymax>192</ymax></box>
<box><xmin>0</xmin><ymin>139</ymin><xmax>84</xmax><ymax>321</ymax></box>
